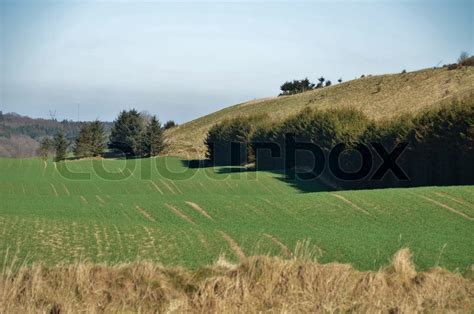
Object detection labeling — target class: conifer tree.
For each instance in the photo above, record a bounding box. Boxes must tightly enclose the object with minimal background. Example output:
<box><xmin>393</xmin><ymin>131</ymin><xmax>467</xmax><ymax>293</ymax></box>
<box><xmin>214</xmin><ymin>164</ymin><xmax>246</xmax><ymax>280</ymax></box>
<box><xmin>54</xmin><ymin>131</ymin><xmax>68</xmax><ymax>162</ymax></box>
<box><xmin>89</xmin><ymin>120</ymin><xmax>106</xmax><ymax>156</ymax></box>
<box><xmin>109</xmin><ymin>109</ymin><xmax>144</xmax><ymax>156</ymax></box>
<box><xmin>74</xmin><ymin>124</ymin><xmax>93</xmax><ymax>158</ymax></box>
<box><xmin>143</xmin><ymin>116</ymin><xmax>164</xmax><ymax>157</ymax></box>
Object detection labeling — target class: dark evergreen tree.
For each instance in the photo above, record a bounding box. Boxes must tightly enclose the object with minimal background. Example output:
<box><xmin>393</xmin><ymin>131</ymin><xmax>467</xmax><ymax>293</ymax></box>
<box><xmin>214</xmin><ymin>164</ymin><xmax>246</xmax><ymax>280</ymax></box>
<box><xmin>53</xmin><ymin>131</ymin><xmax>68</xmax><ymax>162</ymax></box>
<box><xmin>163</xmin><ymin>120</ymin><xmax>177</xmax><ymax>130</ymax></box>
<box><xmin>205</xmin><ymin>114</ymin><xmax>267</xmax><ymax>165</ymax></box>
<box><xmin>109</xmin><ymin>109</ymin><xmax>144</xmax><ymax>156</ymax></box>
<box><xmin>279</xmin><ymin>78</ymin><xmax>315</xmax><ymax>96</ymax></box>
<box><xmin>316</xmin><ymin>76</ymin><xmax>325</xmax><ymax>88</ymax></box>
<box><xmin>89</xmin><ymin>120</ymin><xmax>106</xmax><ymax>156</ymax></box>
<box><xmin>143</xmin><ymin>116</ymin><xmax>164</xmax><ymax>157</ymax></box>
<box><xmin>74</xmin><ymin>121</ymin><xmax>106</xmax><ymax>158</ymax></box>
<box><xmin>74</xmin><ymin>124</ymin><xmax>93</xmax><ymax>158</ymax></box>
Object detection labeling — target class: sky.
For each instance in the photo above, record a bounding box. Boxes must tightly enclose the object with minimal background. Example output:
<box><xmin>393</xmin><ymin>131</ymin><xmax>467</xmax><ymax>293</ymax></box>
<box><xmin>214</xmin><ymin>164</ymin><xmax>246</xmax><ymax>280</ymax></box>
<box><xmin>0</xmin><ymin>0</ymin><xmax>473</xmax><ymax>123</ymax></box>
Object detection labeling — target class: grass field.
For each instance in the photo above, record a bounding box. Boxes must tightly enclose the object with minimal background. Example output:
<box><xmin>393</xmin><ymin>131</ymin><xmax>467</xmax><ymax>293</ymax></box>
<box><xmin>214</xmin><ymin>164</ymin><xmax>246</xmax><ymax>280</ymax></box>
<box><xmin>0</xmin><ymin>157</ymin><xmax>473</xmax><ymax>272</ymax></box>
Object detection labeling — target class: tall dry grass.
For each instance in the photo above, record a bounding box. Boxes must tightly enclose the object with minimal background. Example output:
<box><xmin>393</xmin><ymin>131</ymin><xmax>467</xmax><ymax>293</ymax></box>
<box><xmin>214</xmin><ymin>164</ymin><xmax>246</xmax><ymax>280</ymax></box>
<box><xmin>1</xmin><ymin>247</ymin><xmax>472</xmax><ymax>313</ymax></box>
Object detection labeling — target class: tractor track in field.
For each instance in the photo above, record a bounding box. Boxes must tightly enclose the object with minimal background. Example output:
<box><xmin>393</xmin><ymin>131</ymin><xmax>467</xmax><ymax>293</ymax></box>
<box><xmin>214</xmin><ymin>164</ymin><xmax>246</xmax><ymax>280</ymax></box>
<box><xmin>135</xmin><ymin>205</ymin><xmax>156</xmax><ymax>222</ymax></box>
<box><xmin>49</xmin><ymin>183</ymin><xmax>59</xmax><ymax>197</ymax></box>
<box><xmin>219</xmin><ymin>231</ymin><xmax>246</xmax><ymax>260</ymax></box>
<box><xmin>142</xmin><ymin>226</ymin><xmax>156</xmax><ymax>252</ymax></box>
<box><xmin>263</xmin><ymin>233</ymin><xmax>292</xmax><ymax>257</ymax></box>
<box><xmin>95</xmin><ymin>195</ymin><xmax>106</xmax><ymax>205</ymax></box>
<box><xmin>415</xmin><ymin>194</ymin><xmax>474</xmax><ymax>221</ymax></box>
<box><xmin>150</xmin><ymin>181</ymin><xmax>164</xmax><ymax>194</ymax></box>
<box><xmin>165</xmin><ymin>203</ymin><xmax>195</xmax><ymax>224</ymax></box>
<box><xmin>62</xmin><ymin>183</ymin><xmax>71</xmax><ymax>196</ymax></box>
<box><xmin>169</xmin><ymin>181</ymin><xmax>183</xmax><ymax>194</ymax></box>
<box><xmin>262</xmin><ymin>198</ymin><xmax>272</xmax><ymax>205</ymax></box>
<box><xmin>185</xmin><ymin>201</ymin><xmax>213</xmax><ymax>220</ymax></box>
<box><xmin>160</xmin><ymin>179</ymin><xmax>176</xmax><ymax>194</ymax></box>
<box><xmin>113</xmin><ymin>225</ymin><xmax>124</xmax><ymax>252</ymax></box>
<box><xmin>434</xmin><ymin>192</ymin><xmax>474</xmax><ymax>210</ymax></box>
<box><xmin>94</xmin><ymin>225</ymin><xmax>104</xmax><ymax>258</ymax></box>
<box><xmin>331</xmin><ymin>194</ymin><xmax>371</xmax><ymax>216</ymax></box>
<box><xmin>80</xmin><ymin>196</ymin><xmax>88</xmax><ymax>204</ymax></box>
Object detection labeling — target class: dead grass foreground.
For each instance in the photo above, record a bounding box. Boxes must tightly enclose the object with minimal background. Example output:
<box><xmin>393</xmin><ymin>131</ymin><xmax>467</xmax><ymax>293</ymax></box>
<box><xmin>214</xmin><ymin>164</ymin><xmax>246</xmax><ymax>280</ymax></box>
<box><xmin>1</xmin><ymin>248</ymin><xmax>472</xmax><ymax>313</ymax></box>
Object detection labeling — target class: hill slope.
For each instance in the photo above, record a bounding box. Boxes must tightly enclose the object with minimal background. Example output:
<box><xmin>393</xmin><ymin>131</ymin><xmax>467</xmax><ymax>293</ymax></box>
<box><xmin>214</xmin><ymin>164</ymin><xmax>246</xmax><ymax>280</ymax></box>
<box><xmin>164</xmin><ymin>67</ymin><xmax>474</xmax><ymax>158</ymax></box>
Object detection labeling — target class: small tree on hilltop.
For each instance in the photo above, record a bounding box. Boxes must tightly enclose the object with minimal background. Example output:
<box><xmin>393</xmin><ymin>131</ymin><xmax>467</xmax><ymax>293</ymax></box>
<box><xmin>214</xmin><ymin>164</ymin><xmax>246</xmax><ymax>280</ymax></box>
<box><xmin>338</xmin><ymin>78</ymin><xmax>343</xmax><ymax>83</ymax></box>
<box><xmin>325</xmin><ymin>80</ymin><xmax>332</xmax><ymax>87</ymax></box>
<box><xmin>163</xmin><ymin>120</ymin><xmax>177</xmax><ymax>130</ymax></box>
<box><xmin>316</xmin><ymin>77</ymin><xmax>325</xmax><ymax>88</ymax></box>
<box><xmin>143</xmin><ymin>116</ymin><xmax>164</xmax><ymax>157</ymax></box>
<box><xmin>54</xmin><ymin>131</ymin><xmax>68</xmax><ymax>162</ymax></box>
<box><xmin>279</xmin><ymin>78</ymin><xmax>315</xmax><ymax>96</ymax></box>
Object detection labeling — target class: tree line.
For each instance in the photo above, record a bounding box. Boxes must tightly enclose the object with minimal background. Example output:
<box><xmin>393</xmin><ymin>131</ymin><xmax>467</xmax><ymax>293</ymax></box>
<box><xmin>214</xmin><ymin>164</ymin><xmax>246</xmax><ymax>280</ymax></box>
<box><xmin>39</xmin><ymin>110</ymin><xmax>177</xmax><ymax>161</ymax></box>
<box><xmin>204</xmin><ymin>96</ymin><xmax>474</xmax><ymax>189</ymax></box>
<box><xmin>279</xmin><ymin>77</ymin><xmax>341</xmax><ymax>96</ymax></box>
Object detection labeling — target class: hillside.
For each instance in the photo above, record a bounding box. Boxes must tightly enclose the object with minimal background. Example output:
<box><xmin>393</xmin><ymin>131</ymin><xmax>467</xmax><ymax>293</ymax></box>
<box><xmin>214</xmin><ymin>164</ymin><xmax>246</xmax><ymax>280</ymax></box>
<box><xmin>164</xmin><ymin>66</ymin><xmax>474</xmax><ymax>158</ymax></box>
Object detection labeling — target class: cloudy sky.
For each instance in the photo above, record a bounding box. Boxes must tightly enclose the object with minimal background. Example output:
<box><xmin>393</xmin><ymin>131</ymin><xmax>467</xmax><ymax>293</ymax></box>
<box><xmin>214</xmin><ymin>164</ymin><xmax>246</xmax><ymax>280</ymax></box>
<box><xmin>1</xmin><ymin>0</ymin><xmax>472</xmax><ymax>122</ymax></box>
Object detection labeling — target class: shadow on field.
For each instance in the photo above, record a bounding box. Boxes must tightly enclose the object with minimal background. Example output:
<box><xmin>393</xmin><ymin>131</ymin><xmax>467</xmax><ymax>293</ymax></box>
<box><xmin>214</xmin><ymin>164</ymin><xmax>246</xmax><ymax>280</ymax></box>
<box><xmin>181</xmin><ymin>159</ymin><xmax>214</xmax><ymax>169</ymax></box>
<box><xmin>181</xmin><ymin>158</ymin><xmax>335</xmax><ymax>193</ymax></box>
<box><xmin>274</xmin><ymin>169</ymin><xmax>337</xmax><ymax>192</ymax></box>
<box><xmin>65</xmin><ymin>150</ymin><xmax>146</xmax><ymax>161</ymax></box>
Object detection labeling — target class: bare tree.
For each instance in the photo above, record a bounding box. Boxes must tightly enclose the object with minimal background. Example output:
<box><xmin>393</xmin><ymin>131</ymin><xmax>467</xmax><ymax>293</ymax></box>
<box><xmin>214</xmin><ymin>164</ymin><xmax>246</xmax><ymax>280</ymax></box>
<box><xmin>49</xmin><ymin>110</ymin><xmax>57</xmax><ymax>121</ymax></box>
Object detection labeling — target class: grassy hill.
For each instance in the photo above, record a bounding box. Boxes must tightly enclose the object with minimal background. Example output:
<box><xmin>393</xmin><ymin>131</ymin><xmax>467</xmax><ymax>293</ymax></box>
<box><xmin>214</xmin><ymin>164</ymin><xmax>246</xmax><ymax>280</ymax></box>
<box><xmin>164</xmin><ymin>66</ymin><xmax>474</xmax><ymax>158</ymax></box>
<box><xmin>1</xmin><ymin>157</ymin><xmax>472</xmax><ymax>272</ymax></box>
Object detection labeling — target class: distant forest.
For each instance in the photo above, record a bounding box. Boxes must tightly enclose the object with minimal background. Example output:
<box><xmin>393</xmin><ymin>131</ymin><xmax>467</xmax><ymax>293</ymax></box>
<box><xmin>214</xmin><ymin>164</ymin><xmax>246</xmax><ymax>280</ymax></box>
<box><xmin>0</xmin><ymin>112</ymin><xmax>113</xmax><ymax>157</ymax></box>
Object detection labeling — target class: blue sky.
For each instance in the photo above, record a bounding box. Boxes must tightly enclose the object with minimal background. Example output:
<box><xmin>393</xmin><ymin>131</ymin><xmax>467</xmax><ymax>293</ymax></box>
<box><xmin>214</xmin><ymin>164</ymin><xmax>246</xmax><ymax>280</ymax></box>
<box><xmin>1</xmin><ymin>0</ymin><xmax>472</xmax><ymax>123</ymax></box>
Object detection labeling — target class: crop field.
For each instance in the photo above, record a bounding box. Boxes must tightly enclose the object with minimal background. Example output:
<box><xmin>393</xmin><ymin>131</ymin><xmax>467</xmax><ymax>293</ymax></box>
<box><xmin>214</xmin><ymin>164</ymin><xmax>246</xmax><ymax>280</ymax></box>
<box><xmin>0</xmin><ymin>157</ymin><xmax>473</xmax><ymax>272</ymax></box>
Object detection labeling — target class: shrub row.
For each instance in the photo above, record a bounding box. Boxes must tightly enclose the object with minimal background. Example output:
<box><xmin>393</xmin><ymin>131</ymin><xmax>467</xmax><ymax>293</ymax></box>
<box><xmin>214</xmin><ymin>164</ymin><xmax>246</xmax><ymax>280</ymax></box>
<box><xmin>204</xmin><ymin>96</ymin><xmax>474</xmax><ymax>189</ymax></box>
<box><xmin>204</xmin><ymin>114</ymin><xmax>268</xmax><ymax>165</ymax></box>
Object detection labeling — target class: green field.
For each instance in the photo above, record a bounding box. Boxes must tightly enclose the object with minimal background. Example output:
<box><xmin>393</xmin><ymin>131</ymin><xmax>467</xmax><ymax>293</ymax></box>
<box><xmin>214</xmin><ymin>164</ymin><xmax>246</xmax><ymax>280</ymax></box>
<box><xmin>0</xmin><ymin>157</ymin><xmax>472</xmax><ymax>272</ymax></box>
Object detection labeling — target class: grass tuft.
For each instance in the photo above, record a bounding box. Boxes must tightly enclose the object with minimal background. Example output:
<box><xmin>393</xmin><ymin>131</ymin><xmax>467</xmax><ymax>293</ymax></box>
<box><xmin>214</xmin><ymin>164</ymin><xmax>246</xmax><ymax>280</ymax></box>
<box><xmin>1</xmin><ymin>248</ymin><xmax>472</xmax><ymax>312</ymax></box>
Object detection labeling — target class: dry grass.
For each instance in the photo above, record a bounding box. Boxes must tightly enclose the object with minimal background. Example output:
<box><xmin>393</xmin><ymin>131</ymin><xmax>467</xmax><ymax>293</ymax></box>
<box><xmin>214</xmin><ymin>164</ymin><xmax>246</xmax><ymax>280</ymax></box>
<box><xmin>164</xmin><ymin>66</ymin><xmax>474</xmax><ymax>158</ymax></box>
<box><xmin>1</xmin><ymin>247</ymin><xmax>472</xmax><ymax>313</ymax></box>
